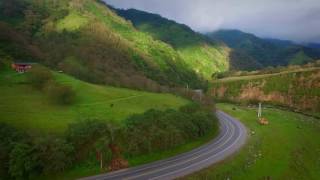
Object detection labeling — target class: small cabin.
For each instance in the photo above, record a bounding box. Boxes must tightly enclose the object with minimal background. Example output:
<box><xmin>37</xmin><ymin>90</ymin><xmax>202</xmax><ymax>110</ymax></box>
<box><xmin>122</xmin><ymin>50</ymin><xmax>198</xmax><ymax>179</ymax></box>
<box><xmin>11</xmin><ymin>62</ymin><xmax>35</xmax><ymax>73</ymax></box>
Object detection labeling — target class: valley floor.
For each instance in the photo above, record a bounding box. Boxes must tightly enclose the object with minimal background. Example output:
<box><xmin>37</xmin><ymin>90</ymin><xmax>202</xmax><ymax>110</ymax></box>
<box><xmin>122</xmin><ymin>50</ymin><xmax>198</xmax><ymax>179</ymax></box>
<box><xmin>185</xmin><ymin>103</ymin><xmax>320</xmax><ymax>180</ymax></box>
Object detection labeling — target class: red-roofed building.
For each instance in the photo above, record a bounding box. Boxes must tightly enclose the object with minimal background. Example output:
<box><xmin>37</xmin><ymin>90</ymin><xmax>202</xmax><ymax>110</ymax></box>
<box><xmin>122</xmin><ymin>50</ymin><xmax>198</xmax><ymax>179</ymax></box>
<box><xmin>11</xmin><ymin>62</ymin><xmax>35</xmax><ymax>73</ymax></box>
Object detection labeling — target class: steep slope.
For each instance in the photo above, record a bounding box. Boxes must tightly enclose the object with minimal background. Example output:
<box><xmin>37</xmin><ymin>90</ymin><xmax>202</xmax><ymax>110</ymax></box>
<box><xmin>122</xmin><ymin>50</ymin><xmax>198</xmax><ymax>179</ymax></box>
<box><xmin>210</xmin><ymin>67</ymin><xmax>320</xmax><ymax>116</ymax></box>
<box><xmin>207</xmin><ymin>30</ymin><xmax>320</xmax><ymax>70</ymax></box>
<box><xmin>113</xmin><ymin>8</ymin><xmax>230</xmax><ymax>79</ymax></box>
<box><xmin>0</xmin><ymin>0</ymin><xmax>206</xmax><ymax>90</ymax></box>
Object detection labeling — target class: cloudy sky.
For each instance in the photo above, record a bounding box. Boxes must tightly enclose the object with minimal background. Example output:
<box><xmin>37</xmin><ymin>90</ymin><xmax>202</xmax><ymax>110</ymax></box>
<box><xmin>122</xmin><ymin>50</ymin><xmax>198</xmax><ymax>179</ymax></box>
<box><xmin>104</xmin><ymin>0</ymin><xmax>320</xmax><ymax>43</ymax></box>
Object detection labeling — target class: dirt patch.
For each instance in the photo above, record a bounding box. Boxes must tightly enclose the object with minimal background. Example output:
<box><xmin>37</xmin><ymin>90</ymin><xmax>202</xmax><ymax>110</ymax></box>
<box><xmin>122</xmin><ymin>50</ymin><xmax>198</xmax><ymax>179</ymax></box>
<box><xmin>108</xmin><ymin>144</ymin><xmax>129</xmax><ymax>171</ymax></box>
<box><xmin>212</xmin><ymin>80</ymin><xmax>319</xmax><ymax>112</ymax></box>
<box><xmin>212</xmin><ymin>86</ymin><xmax>228</xmax><ymax>98</ymax></box>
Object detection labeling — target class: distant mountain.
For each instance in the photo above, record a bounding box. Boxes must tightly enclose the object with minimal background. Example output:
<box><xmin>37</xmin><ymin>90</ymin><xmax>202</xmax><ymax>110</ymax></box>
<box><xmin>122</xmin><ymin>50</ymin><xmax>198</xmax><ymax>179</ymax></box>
<box><xmin>207</xmin><ymin>29</ymin><xmax>320</xmax><ymax>70</ymax></box>
<box><xmin>264</xmin><ymin>38</ymin><xmax>294</xmax><ymax>48</ymax></box>
<box><xmin>113</xmin><ymin>8</ymin><xmax>230</xmax><ymax>79</ymax></box>
<box><xmin>307</xmin><ymin>43</ymin><xmax>320</xmax><ymax>49</ymax></box>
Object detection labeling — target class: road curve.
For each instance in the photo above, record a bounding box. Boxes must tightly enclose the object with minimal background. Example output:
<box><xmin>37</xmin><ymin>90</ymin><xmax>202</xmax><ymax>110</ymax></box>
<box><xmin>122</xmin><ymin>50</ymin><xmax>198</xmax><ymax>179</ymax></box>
<box><xmin>80</xmin><ymin>110</ymin><xmax>247</xmax><ymax>180</ymax></box>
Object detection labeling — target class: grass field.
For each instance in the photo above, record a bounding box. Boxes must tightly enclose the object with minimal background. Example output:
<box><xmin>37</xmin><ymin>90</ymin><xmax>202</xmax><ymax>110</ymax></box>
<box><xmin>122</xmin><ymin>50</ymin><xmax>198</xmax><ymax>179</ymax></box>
<box><xmin>0</xmin><ymin>69</ymin><xmax>189</xmax><ymax>134</ymax></box>
<box><xmin>185</xmin><ymin>103</ymin><xmax>320</xmax><ymax>180</ymax></box>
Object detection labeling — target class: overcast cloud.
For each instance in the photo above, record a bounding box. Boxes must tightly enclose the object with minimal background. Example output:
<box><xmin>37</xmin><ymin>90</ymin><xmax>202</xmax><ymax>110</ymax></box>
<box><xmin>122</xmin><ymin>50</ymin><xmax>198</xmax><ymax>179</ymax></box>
<box><xmin>103</xmin><ymin>0</ymin><xmax>320</xmax><ymax>43</ymax></box>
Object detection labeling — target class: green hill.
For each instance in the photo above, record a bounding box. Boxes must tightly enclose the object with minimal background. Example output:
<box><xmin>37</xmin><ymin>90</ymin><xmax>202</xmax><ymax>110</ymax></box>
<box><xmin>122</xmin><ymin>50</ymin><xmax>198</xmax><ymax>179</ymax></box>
<box><xmin>207</xmin><ymin>30</ymin><xmax>320</xmax><ymax>70</ymax></box>
<box><xmin>0</xmin><ymin>68</ymin><xmax>188</xmax><ymax>134</ymax></box>
<box><xmin>0</xmin><ymin>0</ymin><xmax>207</xmax><ymax>90</ymax></box>
<box><xmin>210</xmin><ymin>67</ymin><xmax>320</xmax><ymax>117</ymax></box>
<box><xmin>114</xmin><ymin>8</ymin><xmax>230</xmax><ymax>79</ymax></box>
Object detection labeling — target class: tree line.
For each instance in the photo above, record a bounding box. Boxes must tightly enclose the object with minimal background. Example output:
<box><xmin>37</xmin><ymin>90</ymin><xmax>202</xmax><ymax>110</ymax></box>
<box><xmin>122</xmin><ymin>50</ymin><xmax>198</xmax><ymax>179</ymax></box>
<box><xmin>0</xmin><ymin>103</ymin><xmax>218</xmax><ymax>179</ymax></box>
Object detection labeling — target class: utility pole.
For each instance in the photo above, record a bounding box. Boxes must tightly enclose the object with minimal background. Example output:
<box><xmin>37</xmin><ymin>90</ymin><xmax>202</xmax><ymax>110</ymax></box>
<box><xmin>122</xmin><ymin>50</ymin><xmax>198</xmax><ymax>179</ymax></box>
<box><xmin>100</xmin><ymin>153</ymin><xmax>103</xmax><ymax>170</ymax></box>
<box><xmin>258</xmin><ymin>102</ymin><xmax>262</xmax><ymax>118</ymax></box>
<box><xmin>186</xmin><ymin>84</ymin><xmax>189</xmax><ymax>94</ymax></box>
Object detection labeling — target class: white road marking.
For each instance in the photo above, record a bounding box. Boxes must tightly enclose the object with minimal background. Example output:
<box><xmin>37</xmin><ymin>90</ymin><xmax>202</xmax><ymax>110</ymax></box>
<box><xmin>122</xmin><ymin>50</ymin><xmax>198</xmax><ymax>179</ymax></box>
<box><xmin>87</xmin><ymin>116</ymin><xmax>231</xmax><ymax>180</ymax></box>
<box><xmin>80</xmin><ymin>111</ymin><xmax>247</xmax><ymax>180</ymax></box>
<box><xmin>125</xmin><ymin>116</ymin><xmax>237</xmax><ymax>180</ymax></box>
<box><xmin>151</xmin><ymin>115</ymin><xmax>245</xmax><ymax>179</ymax></box>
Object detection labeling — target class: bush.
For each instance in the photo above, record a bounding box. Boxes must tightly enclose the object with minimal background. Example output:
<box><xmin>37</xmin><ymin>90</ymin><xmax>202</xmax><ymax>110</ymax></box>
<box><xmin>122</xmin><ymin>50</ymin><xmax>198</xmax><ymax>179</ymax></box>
<box><xmin>45</xmin><ymin>82</ymin><xmax>76</xmax><ymax>105</ymax></box>
<box><xmin>0</xmin><ymin>123</ymin><xmax>27</xmax><ymax>179</ymax></box>
<box><xmin>9</xmin><ymin>143</ymin><xmax>39</xmax><ymax>179</ymax></box>
<box><xmin>65</xmin><ymin>120</ymin><xmax>112</xmax><ymax>160</ymax></box>
<box><xmin>33</xmin><ymin>137</ymin><xmax>74</xmax><ymax>173</ymax></box>
<box><xmin>27</xmin><ymin>66</ymin><xmax>53</xmax><ymax>90</ymax></box>
<box><xmin>8</xmin><ymin>137</ymin><xmax>74</xmax><ymax>178</ymax></box>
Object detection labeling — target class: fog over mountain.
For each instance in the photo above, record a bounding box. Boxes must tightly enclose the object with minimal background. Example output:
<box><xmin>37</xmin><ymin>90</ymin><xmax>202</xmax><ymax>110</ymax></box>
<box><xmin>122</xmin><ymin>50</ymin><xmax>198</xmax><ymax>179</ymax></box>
<box><xmin>104</xmin><ymin>0</ymin><xmax>320</xmax><ymax>43</ymax></box>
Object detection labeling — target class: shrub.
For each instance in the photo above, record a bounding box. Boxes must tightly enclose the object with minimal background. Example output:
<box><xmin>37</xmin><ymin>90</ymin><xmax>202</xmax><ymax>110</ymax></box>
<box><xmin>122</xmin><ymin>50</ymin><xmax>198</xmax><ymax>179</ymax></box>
<box><xmin>33</xmin><ymin>137</ymin><xmax>74</xmax><ymax>173</ymax></box>
<box><xmin>45</xmin><ymin>82</ymin><xmax>76</xmax><ymax>105</ymax></box>
<box><xmin>0</xmin><ymin>123</ymin><xmax>27</xmax><ymax>179</ymax></box>
<box><xmin>65</xmin><ymin>120</ymin><xmax>111</xmax><ymax>159</ymax></box>
<box><xmin>180</xmin><ymin>103</ymin><xmax>201</xmax><ymax>114</ymax></box>
<box><xmin>27</xmin><ymin>66</ymin><xmax>53</xmax><ymax>90</ymax></box>
<box><xmin>9</xmin><ymin>143</ymin><xmax>39</xmax><ymax>179</ymax></box>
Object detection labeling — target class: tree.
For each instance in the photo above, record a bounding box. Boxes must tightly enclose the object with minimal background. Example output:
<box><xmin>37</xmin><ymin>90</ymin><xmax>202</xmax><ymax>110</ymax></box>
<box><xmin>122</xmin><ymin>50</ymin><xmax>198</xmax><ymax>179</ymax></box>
<box><xmin>66</xmin><ymin>120</ymin><xmax>110</xmax><ymax>159</ymax></box>
<box><xmin>27</xmin><ymin>66</ymin><xmax>53</xmax><ymax>90</ymax></box>
<box><xmin>33</xmin><ymin>137</ymin><xmax>74</xmax><ymax>173</ymax></box>
<box><xmin>9</xmin><ymin>143</ymin><xmax>39</xmax><ymax>179</ymax></box>
<box><xmin>0</xmin><ymin>123</ymin><xmax>26</xmax><ymax>179</ymax></box>
<box><xmin>23</xmin><ymin>8</ymin><xmax>41</xmax><ymax>37</ymax></box>
<box><xmin>0</xmin><ymin>0</ymin><xmax>25</xmax><ymax>17</ymax></box>
<box><xmin>45</xmin><ymin>82</ymin><xmax>76</xmax><ymax>105</ymax></box>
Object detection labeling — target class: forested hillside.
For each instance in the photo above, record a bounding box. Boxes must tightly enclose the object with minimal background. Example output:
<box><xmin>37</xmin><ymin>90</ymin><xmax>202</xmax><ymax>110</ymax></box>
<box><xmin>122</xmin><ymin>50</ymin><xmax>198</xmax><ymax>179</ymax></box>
<box><xmin>207</xmin><ymin>30</ymin><xmax>320</xmax><ymax>71</ymax></box>
<box><xmin>0</xmin><ymin>0</ymin><xmax>208</xmax><ymax>91</ymax></box>
<box><xmin>114</xmin><ymin>8</ymin><xmax>230</xmax><ymax>79</ymax></box>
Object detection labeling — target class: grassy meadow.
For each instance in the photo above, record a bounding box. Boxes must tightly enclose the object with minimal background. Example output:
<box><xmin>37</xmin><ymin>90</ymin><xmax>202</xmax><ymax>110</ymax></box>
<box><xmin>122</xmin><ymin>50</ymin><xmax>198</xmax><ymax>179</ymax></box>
<box><xmin>185</xmin><ymin>103</ymin><xmax>320</xmax><ymax>180</ymax></box>
<box><xmin>0</xmin><ymin>69</ymin><xmax>189</xmax><ymax>134</ymax></box>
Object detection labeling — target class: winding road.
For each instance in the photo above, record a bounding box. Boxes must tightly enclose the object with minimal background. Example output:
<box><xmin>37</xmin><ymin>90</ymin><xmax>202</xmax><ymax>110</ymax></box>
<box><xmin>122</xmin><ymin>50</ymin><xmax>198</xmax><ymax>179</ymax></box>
<box><xmin>80</xmin><ymin>110</ymin><xmax>247</xmax><ymax>180</ymax></box>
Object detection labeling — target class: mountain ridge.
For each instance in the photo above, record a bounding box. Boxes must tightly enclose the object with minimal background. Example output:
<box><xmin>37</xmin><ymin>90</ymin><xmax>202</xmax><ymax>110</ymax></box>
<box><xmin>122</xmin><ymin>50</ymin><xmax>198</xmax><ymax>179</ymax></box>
<box><xmin>112</xmin><ymin>7</ymin><xmax>231</xmax><ymax>79</ymax></box>
<box><xmin>207</xmin><ymin>29</ymin><xmax>320</xmax><ymax>70</ymax></box>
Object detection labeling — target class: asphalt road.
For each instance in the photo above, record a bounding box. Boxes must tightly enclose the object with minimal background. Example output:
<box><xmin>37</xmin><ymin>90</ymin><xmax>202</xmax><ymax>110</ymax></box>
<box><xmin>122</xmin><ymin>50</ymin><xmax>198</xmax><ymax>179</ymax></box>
<box><xmin>80</xmin><ymin>110</ymin><xmax>247</xmax><ymax>180</ymax></box>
